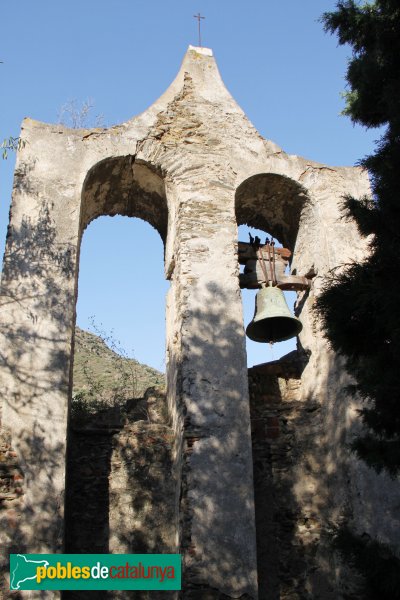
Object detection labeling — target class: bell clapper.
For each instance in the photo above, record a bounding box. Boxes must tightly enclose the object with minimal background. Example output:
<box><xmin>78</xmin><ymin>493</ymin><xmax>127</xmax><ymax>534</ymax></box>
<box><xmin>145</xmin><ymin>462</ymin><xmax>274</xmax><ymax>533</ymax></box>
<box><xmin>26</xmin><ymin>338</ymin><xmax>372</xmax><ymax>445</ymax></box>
<box><xmin>269</xmin><ymin>341</ymin><xmax>275</xmax><ymax>360</ymax></box>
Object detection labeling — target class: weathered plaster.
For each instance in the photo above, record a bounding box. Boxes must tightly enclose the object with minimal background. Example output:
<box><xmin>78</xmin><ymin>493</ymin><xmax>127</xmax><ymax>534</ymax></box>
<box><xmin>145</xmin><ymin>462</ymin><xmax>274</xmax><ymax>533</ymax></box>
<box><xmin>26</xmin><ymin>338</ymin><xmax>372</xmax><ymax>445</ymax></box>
<box><xmin>1</xmin><ymin>45</ymin><xmax>395</xmax><ymax>600</ymax></box>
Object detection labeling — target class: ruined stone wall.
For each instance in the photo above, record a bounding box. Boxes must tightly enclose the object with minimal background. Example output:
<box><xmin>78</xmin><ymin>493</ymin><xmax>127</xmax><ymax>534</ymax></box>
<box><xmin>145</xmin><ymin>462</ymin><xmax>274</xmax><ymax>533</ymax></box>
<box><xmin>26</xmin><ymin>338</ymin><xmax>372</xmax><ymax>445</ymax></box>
<box><xmin>249</xmin><ymin>357</ymin><xmax>336</xmax><ymax>600</ymax></box>
<box><xmin>65</xmin><ymin>387</ymin><xmax>176</xmax><ymax>600</ymax></box>
<box><xmin>248</xmin><ymin>346</ymin><xmax>400</xmax><ymax>600</ymax></box>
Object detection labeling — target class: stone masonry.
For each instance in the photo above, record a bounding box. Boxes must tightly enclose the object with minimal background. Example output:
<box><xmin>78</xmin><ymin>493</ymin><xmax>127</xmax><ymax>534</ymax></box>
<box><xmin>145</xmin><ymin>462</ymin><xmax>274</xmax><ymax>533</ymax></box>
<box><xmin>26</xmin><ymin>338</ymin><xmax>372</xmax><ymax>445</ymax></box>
<box><xmin>1</xmin><ymin>45</ymin><xmax>399</xmax><ymax>599</ymax></box>
<box><xmin>249</xmin><ymin>355</ymin><xmax>337</xmax><ymax>599</ymax></box>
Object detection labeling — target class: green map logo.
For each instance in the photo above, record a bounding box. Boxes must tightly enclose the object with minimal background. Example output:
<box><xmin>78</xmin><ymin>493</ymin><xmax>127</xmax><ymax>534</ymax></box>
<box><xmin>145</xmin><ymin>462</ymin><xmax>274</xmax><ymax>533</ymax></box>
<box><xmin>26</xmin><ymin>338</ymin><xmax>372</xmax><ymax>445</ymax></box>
<box><xmin>10</xmin><ymin>554</ymin><xmax>181</xmax><ymax>591</ymax></box>
<box><xmin>11</xmin><ymin>555</ymin><xmax>50</xmax><ymax>590</ymax></box>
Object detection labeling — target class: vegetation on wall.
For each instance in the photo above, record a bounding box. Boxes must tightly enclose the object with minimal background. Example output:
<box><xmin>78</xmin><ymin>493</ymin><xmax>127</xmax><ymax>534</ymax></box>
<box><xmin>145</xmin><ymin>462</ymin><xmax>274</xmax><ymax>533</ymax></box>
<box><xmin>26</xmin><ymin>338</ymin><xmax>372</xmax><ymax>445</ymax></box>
<box><xmin>1</xmin><ymin>98</ymin><xmax>103</xmax><ymax>160</ymax></box>
<box><xmin>316</xmin><ymin>0</ymin><xmax>400</xmax><ymax>477</ymax></box>
<box><xmin>57</xmin><ymin>98</ymin><xmax>105</xmax><ymax>129</ymax></box>
<box><xmin>1</xmin><ymin>136</ymin><xmax>24</xmax><ymax>159</ymax></box>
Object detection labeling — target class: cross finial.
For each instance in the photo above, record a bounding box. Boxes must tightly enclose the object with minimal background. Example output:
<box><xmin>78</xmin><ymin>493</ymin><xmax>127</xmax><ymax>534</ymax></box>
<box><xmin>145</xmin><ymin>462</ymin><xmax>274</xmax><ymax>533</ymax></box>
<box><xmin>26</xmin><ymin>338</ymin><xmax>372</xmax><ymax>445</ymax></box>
<box><xmin>193</xmin><ymin>13</ymin><xmax>205</xmax><ymax>47</ymax></box>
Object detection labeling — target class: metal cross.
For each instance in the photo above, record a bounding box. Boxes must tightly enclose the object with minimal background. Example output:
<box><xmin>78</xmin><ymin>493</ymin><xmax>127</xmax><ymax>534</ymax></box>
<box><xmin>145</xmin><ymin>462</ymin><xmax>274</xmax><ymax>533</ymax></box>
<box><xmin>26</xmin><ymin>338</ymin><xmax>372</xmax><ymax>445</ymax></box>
<box><xmin>193</xmin><ymin>13</ymin><xmax>205</xmax><ymax>47</ymax></box>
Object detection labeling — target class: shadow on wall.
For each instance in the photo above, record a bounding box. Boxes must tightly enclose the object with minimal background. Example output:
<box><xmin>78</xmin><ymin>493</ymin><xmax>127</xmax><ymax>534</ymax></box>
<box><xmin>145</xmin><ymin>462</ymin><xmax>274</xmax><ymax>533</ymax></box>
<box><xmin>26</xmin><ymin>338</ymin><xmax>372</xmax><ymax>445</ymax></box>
<box><xmin>165</xmin><ymin>280</ymin><xmax>257</xmax><ymax>599</ymax></box>
<box><xmin>233</xmin><ymin>171</ymin><xmax>358</xmax><ymax>597</ymax></box>
<box><xmin>63</xmin><ymin>388</ymin><xmax>176</xmax><ymax>600</ymax></box>
<box><xmin>0</xmin><ymin>154</ymin><xmax>173</xmax><ymax>597</ymax></box>
<box><xmin>0</xmin><ymin>165</ymin><xmax>373</xmax><ymax>599</ymax></box>
<box><xmin>0</xmin><ymin>200</ymin><xmax>76</xmax><ymax>598</ymax></box>
<box><xmin>0</xmin><ymin>197</ymin><xmax>176</xmax><ymax>599</ymax></box>
<box><xmin>250</xmin><ymin>346</ymin><xmax>369</xmax><ymax>600</ymax></box>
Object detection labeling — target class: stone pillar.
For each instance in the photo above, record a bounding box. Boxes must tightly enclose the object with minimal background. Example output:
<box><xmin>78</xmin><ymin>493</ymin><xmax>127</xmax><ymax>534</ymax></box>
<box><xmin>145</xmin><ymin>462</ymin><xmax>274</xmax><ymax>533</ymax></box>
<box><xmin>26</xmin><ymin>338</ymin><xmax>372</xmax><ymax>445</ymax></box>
<box><xmin>0</xmin><ymin>139</ymin><xmax>81</xmax><ymax>598</ymax></box>
<box><xmin>171</xmin><ymin>185</ymin><xmax>258</xmax><ymax>599</ymax></box>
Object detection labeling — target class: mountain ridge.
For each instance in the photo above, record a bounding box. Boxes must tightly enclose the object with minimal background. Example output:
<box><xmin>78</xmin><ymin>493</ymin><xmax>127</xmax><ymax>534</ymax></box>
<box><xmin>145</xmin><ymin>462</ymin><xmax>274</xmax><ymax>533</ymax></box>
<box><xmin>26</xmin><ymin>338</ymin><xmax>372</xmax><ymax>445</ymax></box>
<box><xmin>73</xmin><ymin>326</ymin><xmax>165</xmax><ymax>402</ymax></box>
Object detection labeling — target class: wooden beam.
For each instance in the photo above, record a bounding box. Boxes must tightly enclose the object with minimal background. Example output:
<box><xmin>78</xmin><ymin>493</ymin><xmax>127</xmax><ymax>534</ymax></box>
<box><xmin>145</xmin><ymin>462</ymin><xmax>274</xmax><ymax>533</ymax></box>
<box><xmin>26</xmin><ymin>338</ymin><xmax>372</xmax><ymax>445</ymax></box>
<box><xmin>239</xmin><ymin>273</ymin><xmax>310</xmax><ymax>291</ymax></box>
<box><xmin>238</xmin><ymin>241</ymin><xmax>291</xmax><ymax>265</ymax></box>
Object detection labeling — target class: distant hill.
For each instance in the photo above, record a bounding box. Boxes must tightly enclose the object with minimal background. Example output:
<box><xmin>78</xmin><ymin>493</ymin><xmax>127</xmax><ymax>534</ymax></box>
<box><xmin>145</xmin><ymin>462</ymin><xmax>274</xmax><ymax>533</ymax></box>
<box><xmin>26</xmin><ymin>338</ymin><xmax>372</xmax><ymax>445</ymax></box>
<box><xmin>73</xmin><ymin>327</ymin><xmax>165</xmax><ymax>403</ymax></box>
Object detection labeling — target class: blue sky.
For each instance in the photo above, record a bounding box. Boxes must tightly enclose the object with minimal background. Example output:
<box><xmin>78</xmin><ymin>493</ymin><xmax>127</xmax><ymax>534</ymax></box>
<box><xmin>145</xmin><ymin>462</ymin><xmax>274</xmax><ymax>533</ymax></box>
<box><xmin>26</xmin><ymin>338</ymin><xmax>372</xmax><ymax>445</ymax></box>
<box><xmin>0</xmin><ymin>1</ymin><xmax>379</xmax><ymax>370</ymax></box>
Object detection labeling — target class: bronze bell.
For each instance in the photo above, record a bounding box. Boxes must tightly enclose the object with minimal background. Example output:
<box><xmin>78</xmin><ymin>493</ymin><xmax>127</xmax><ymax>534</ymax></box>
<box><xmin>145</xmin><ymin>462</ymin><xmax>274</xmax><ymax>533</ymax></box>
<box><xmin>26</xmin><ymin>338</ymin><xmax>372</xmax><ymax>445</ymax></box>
<box><xmin>246</xmin><ymin>285</ymin><xmax>302</xmax><ymax>343</ymax></box>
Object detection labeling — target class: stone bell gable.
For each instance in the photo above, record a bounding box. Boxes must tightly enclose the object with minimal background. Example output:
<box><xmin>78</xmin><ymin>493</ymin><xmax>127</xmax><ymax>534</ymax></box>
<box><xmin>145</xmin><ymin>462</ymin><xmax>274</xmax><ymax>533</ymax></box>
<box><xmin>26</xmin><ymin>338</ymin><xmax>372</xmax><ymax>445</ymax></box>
<box><xmin>2</xmin><ymin>46</ymin><xmax>396</xmax><ymax>600</ymax></box>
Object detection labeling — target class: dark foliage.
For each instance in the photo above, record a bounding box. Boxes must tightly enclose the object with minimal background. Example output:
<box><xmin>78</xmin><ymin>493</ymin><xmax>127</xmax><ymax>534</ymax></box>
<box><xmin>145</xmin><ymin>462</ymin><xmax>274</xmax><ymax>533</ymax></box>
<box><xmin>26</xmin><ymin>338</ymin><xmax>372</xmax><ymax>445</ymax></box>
<box><xmin>333</xmin><ymin>526</ymin><xmax>400</xmax><ymax>600</ymax></box>
<box><xmin>317</xmin><ymin>1</ymin><xmax>400</xmax><ymax>475</ymax></box>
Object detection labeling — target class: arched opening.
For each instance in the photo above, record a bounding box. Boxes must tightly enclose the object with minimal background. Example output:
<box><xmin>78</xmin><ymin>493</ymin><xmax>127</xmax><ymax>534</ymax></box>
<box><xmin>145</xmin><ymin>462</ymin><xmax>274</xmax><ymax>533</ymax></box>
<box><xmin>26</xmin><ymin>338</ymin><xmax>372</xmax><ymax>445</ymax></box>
<box><xmin>75</xmin><ymin>215</ymin><xmax>168</xmax><ymax>373</ymax></box>
<box><xmin>236</xmin><ymin>173</ymin><xmax>307</xmax><ymax>250</ymax></box>
<box><xmin>235</xmin><ymin>173</ymin><xmax>308</xmax><ymax>367</ymax></box>
<box><xmin>236</xmin><ymin>173</ymin><xmax>311</xmax><ymax>598</ymax></box>
<box><xmin>64</xmin><ymin>157</ymin><xmax>176</xmax><ymax>561</ymax></box>
<box><xmin>238</xmin><ymin>224</ymin><xmax>298</xmax><ymax>365</ymax></box>
<box><xmin>80</xmin><ymin>156</ymin><xmax>168</xmax><ymax>238</ymax></box>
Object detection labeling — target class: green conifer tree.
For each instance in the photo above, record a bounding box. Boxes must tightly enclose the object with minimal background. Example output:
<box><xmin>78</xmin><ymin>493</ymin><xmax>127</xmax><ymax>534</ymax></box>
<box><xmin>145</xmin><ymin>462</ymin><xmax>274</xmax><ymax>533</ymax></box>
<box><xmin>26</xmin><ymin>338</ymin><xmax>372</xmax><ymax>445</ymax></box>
<box><xmin>317</xmin><ymin>1</ymin><xmax>400</xmax><ymax>476</ymax></box>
